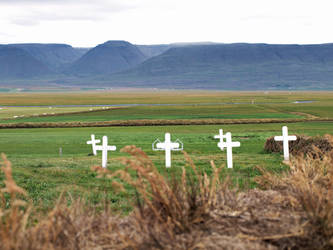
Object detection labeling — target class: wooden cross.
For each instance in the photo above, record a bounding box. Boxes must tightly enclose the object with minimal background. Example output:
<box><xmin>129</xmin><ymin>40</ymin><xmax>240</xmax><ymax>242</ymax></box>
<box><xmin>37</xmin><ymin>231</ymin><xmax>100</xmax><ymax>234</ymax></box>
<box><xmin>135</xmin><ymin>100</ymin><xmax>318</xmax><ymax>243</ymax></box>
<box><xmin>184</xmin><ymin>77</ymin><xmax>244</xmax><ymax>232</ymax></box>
<box><xmin>214</xmin><ymin>129</ymin><xmax>227</xmax><ymax>150</ymax></box>
<box><xmin>218</xmin><ymin>132</ymin><xmax>240</xmax><ymax>168</ymax></box>
<box><xmin>95</xmin><ymin>136</ymin><xmax>116</xmax><ymax>168</ymax></box>
<box><xmin>87</xmin><ymin>134</ymin><xmax>101</xmax><ymax>156</ymax></box>
<box><xmin>274</xmin><ymin>126</ymin><xmax>296</xmax><ymax>161</ymax></box>
<box><xmin>153</xmin><ymin>133</ymin><xmax>182</xmax><ymax>168</ymax></box>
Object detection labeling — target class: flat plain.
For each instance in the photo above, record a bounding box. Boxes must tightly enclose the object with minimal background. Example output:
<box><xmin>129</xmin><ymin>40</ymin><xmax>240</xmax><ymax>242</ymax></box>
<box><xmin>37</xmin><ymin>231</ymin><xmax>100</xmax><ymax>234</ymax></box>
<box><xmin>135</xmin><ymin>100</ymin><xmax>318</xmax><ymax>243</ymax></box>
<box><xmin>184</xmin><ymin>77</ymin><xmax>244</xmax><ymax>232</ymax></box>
<box><xmin>0</xmin><ymin>91</ymin><xmax>332</xmax><ymax>212</ymax></box>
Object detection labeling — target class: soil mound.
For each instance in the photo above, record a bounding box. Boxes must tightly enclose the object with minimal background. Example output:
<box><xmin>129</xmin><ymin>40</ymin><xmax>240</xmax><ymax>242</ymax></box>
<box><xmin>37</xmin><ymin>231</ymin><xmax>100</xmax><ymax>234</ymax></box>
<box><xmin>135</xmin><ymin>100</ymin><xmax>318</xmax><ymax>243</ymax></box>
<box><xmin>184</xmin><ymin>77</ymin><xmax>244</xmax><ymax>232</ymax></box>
<box><xmin>264</xmin><ymin>134</ymin><xmax>333</xmax><ymax>158</ymax></box>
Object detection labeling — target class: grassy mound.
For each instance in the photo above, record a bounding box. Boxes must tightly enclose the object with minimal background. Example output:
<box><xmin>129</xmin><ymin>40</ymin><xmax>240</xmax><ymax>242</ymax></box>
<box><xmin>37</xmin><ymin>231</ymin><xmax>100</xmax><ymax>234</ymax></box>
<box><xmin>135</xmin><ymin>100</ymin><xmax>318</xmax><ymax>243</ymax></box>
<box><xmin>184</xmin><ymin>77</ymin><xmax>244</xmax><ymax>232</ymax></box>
<box><xmin>1</xmin><ymin>145</ymin><xmax>333</xmax><ymax>249</ymax></box>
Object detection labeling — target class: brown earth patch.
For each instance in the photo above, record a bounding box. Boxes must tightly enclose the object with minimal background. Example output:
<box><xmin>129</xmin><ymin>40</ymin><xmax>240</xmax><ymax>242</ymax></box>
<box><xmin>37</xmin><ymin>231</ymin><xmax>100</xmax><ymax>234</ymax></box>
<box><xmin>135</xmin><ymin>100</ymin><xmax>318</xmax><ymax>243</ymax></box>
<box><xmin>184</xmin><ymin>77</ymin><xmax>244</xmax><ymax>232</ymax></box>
<box><xmin>264</xmin><ymin>134</ymin><xmax>333</xmax><ymax>158</ymax></box>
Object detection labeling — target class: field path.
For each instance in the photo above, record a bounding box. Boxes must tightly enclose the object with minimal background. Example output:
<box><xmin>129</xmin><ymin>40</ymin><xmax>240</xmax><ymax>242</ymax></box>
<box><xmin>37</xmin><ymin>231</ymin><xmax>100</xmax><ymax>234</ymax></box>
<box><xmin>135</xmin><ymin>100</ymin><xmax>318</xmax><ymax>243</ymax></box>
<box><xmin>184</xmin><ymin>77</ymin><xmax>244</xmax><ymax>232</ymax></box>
<box><xmin>288</xmin><ymin>111</ymin><xmax>319</xmax><ymax>119</ymax></box>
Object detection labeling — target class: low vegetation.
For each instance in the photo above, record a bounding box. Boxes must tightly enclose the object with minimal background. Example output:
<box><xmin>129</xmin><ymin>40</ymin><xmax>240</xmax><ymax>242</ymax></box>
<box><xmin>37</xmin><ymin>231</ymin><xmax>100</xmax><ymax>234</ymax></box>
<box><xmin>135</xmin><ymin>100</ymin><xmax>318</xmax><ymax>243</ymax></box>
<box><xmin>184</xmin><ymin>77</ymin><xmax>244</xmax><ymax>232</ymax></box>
<box><xmin>1</xmin><ymin>138</ymin><xmax>333</xmax><ymax>249</ymax></box>
<box><xmin>0</xmin><ymin>91</ymin><xmax>332</xmax><ymax>248</ymax></box>
<box><xmin>265</xmin><ymin>134</ymin><xmax>333</xmax><ymax>158</ymax></box>
<box><xmin>1</xmin><ymin>91</ymin><xmax>333</xmax><ymax>126</ymax></box>
<box><xmin>1</xmin><ymin>117</ymin><xmax>332</xmax><ymax>129</ymax></box>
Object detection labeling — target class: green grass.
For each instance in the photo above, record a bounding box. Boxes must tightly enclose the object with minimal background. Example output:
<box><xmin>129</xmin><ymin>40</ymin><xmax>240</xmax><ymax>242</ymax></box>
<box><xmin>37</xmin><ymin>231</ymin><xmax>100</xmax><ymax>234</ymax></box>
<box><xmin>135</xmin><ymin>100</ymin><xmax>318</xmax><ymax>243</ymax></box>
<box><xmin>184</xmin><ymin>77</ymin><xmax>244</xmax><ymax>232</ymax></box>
<box><xmin>0</xmin><ymin>104</ymin><xmax>304</xmax><ymax>123</ymax></box>
<box><xmin>1</xmin><ymin>91</ymin><xmax>333</xmax><ymax>124</ymax></box>
<box><xmin>0</xmin><ymin>91</ymin><xmax>332</xmax><ymax>106</ymax></box>
<box><xmin>1</xmin><ymin>122</ymin><xmax>332</xmax><ymax>212</ymax></box>
<box><xmin>0</xmin><ymin>91</ymin><xmax>332</xmax><ymax>213</ymax></box>
<box><xmin>0</xmin><ymin>106</ymin><xmax>103</xmax><ymax>119</ymax></box>
<box><xmin>262</xmin><ymin>103</ymin><xmax>333</xmax><ymax>118</ymax></box>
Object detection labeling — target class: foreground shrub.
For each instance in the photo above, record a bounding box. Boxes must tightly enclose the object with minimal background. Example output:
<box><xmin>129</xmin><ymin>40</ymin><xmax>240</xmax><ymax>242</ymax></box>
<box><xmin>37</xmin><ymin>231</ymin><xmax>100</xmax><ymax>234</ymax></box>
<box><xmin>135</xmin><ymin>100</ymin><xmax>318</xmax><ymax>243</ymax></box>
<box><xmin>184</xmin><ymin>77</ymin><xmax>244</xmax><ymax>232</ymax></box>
<box><xmin>0</xmin><ymin>145</ymin><xmax>333</xmax><ymax>249</ymax></box>
<box><xmin>256</xmin><ymin>149</ymin><xmax>333</xmax><ymax>249</ymax></box>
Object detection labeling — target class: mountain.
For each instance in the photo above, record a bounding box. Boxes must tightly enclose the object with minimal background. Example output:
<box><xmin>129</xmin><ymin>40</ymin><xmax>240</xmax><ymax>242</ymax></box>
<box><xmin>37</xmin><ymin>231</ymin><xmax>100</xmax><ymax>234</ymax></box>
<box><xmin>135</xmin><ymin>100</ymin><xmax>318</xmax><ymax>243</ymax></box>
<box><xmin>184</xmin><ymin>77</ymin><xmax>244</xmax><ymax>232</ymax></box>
<box><xmin>73</xmin><ymin>47</ymin><xmax>91</xmax><ymax>56</ymax></box>
<box><xmin>99</xmin><ymin>43</ymin><xmax>333</xmax><ymax>90</ymax></box>
<box><xmin>136</xmin><ymin>42</ymin><xmax>217</xmax><ymax>58</ymax></box>
<box><xmin>66</xmin><ymin>40</ymin><xmax>147</xmax><ymax>76</ymax></box>
<box><xmin>0</xmin><ymin>45</ymin><xmax>54</xmax><ymax>79</ymax></box>
<box><xmin>2</xmin><ymin>42</ymin><xmax>333</xmax><ymax>90</ymax></box>
<box><xmin>137</xmin><ymin>44</ymin><xmax>172</xmax><ymax>58</ymax></box>
<box><xmin>10</xmin><ymin>43</ymin><xmax>86</xmax><ymax>71</ymax></box>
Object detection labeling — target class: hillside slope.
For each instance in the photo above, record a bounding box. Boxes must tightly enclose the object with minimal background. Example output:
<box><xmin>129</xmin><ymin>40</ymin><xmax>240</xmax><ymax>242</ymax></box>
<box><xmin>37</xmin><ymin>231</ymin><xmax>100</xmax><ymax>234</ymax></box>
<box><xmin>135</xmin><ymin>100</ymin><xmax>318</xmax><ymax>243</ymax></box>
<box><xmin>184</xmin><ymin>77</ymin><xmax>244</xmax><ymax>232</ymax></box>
<box><xmin>66</xmin><ymin>40</ymin><xmax>147</xmax><ymax>76</ymax></box>
<box><xmin>0</xmin><ymin>45</ymin><xmax>54</xmax><ymax>79</ymax></box>
<box><xmin>137</xmin><ymin>44</ymin><xmax>172</xmax><ymax>58</ymax></box>
<box><xmin>10</xmin><ymin>43</ymin><xmax>85</xmax><ymax>70</ymax></box>
<box><xmin>101</xmin><ymin>43</ymin><xmax>333</xmax><ymax>89</ymax></box>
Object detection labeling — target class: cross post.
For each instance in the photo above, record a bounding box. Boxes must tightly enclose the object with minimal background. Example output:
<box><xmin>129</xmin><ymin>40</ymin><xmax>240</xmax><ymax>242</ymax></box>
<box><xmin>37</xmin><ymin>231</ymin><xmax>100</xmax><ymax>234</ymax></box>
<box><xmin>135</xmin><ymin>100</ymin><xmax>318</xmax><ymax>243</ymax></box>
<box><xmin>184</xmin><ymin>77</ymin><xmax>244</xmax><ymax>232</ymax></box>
<box><xmin>95</xmin><ymin>136</ymin><xmax>117</xmax><ymax>168</ymax></box>
<box><xmin>274</xmin><ymin>126</ymin><xmax>297</xmax><ymax>161</ymax></box>
<box><xmin>154</xmin><ymin>133</ymin><xmax>182</xmax><ymax>168</ymax></box>
<box><xmin>214</xmin><ymin>129</ymin><xmax>227</xmax><ymax>150</ymax></box>
<box><xmin>218</xmin><ymin>132</ymin><xmax>240</xmax><ymax>168</ymax></box>
<box><xmin>87</xmin><ymin>134</ymin><xmax>101</xmax><ymax>156</ymax></box>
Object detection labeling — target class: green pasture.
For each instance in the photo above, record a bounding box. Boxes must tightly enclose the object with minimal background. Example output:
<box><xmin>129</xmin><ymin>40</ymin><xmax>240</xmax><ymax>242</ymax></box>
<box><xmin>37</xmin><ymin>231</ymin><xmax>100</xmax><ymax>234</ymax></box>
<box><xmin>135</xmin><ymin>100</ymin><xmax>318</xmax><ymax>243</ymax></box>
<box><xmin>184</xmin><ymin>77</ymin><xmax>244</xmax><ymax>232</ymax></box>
<box><xmin>0</xmin><ymin>91</ymin><xmax>332</xmax><ymax>106</ymax></box>
<box><xmin>1</xmin><ymin>91</ymin><xmax>333</xmax><ymax>124</ymax></box>
<box><xmin>0</xmin><ymin>122</ymin><xmax>332</xmax><ymax>212</ymax></box>
<box><xmin>0</xmin><ymin>104</ymin><xmax>304</xmax><ymax>123</ymax></box>
<box><xmin>0</xmin><ymin>106</ymin><xmax>98</xmax><ymax>119</ymax></box>
<box><xmin>0</xmin><ymin>91</ymin><xmax>332</xmax><ymax>213</ymax></box>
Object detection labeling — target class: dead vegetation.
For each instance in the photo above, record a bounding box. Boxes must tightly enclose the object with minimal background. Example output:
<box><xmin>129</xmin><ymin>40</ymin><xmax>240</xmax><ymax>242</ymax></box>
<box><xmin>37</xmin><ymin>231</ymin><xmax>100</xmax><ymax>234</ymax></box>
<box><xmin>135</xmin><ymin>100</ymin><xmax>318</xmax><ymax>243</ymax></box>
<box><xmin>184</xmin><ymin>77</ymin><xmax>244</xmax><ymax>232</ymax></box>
<box><xmin>0</xmin><ymin>117</ymin><xmax>332</xmax><ymax>129</ymax></box>
<box><xmin>1</xmin><ymin>142</ymin><xmax>333</xmax><ymax>249</ymax></box>
<box><xmin>265</xmin><ymin>134</ymin><xmax>333</xmax><ymax>158</ymax></box>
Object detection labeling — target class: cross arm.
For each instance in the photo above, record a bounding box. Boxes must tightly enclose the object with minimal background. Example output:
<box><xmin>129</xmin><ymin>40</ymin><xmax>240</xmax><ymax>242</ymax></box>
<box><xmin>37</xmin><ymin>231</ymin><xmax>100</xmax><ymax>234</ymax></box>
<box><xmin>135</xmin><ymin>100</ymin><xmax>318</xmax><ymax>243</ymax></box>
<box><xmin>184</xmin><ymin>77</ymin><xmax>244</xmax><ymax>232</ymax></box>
<box><xmin>107</xmin><ymin>146</ymin><xmax>117</xmax><ymax>151</ymax></box>
<box><xmin>274</xmin><ymin>136</ymin><xmax>284</xmax><ymax>141</ymax></box>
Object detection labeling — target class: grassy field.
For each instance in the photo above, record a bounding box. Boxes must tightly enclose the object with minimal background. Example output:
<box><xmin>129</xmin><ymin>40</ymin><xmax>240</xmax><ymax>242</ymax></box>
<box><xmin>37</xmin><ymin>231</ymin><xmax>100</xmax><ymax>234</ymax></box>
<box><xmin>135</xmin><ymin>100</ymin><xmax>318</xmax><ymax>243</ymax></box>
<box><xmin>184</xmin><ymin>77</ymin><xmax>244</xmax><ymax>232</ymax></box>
<box><xmin>0</xmin><ymin>91</ymin><xmax>332</xmax><ymax>106</ymax></box>
<box><xmin>1</xmin><ymin>91</ymin><xmax>333</xmax><ymax>124</ymax></box>
<box><xmin>0</xmin><ymin>91</ymin><xmax>332</xmax><ymax>213</ymax></box>
<box><xmin>0</xmin><ymin>106</ymin><xmax>106</xmax><ymax>119</ymax></box>
<box><xmin>1</xmin><ymin>121</ymin><xmax>332</xmax><ymax>212</ymax></box>
<box><xmin>0</xmin><ymin>104</ymin><xmax>305</xmax><ymax>123</ymax></box>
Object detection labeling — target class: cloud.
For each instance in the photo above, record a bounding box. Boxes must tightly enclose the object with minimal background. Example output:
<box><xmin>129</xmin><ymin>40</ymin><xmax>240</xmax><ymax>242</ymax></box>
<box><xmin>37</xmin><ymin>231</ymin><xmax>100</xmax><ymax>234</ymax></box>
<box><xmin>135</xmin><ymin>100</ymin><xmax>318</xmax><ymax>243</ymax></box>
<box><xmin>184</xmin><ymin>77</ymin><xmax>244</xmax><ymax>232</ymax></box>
<box><xmin>11</xmin><ymin>8</ymin><xmax>108</xmax><ymax>25</ymax></box>
<box><xmin>11</xmin><ymin>19</ymin><xmax>40</xmax><ymax>26</ymax></box>
<box><xmin>0</xmin><ymin>31</ymin><xmax>14</xmax><ymax>37</ymax></box>
<box><xmin>0</xmin><ymin>0</ymin><xmax>120</xmax><ymax>5</ymax></box>
<box><xmin>0</xmin><ymin>0</ymin><xmax>138</xmax><ymax>12</ymax></box>
<box><xmin>3</xmin><ymin>0</ymin><xmax>137</xmax><ymax>26</ymax></box>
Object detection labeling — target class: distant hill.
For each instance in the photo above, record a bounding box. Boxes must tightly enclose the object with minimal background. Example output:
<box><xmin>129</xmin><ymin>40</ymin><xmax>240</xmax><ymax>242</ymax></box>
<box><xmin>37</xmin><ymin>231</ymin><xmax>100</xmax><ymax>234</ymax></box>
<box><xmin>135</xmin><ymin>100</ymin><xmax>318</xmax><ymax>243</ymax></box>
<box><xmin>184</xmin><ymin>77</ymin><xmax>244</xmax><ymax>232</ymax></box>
<box><xmin>0</xmin><ymin>45</ymin><xmax>54</xmax><ymax>79</ymax></box>
<box><xmin>10</xmin><ymin>43</ymin><xmax>86</xmax><ymax>71</ymax></box>
<box><xmin>137</xmin><ymin>44</ymin><xmax>172</xmax><ymax>58</ymax></box>
<box><xmin>73</xmin><ymin>47</ymin><xmax>91</xmax><ymax>56</ymax></box>
<box><xmin>99</xmin><ymin>43</ymin><xmax>333</xmax><ymax>90</ymax></box>
<box><xmin>136</xmin><ymin>42</ymin><xmax>218</xmax><ymax>58</ymax></box>
<box><xmin>2</xmin><ymin>41</ymin><xmax>333</xmax><ymax>90</ymax></box>
<box><xmin>66</xmin><ymin>40</ymin><xmax>147</xmax><ymax>76</ymax></box>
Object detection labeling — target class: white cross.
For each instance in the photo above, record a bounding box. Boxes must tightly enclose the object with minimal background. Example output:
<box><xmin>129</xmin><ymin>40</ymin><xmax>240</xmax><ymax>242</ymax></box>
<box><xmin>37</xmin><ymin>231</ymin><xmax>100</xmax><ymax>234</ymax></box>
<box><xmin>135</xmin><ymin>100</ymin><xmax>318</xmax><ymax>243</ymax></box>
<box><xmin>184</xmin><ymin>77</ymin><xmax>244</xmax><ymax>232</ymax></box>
<box><xmin>153</xmin><ymin>133</ymin><xmax>182</xmax><ymax>168</ymax></box>
<box><xmin>95</xmin><ymin>136</ymin><xmax>117</xmax><ymax>168</ymax></box>
<box><xmin>214</xmin><ymin>129</ymin><xmax>227</xmax><ymax>150</ymax></box>
<box><xmin>86</xmin><ymin>134</ymin><xmax>101</xmax><ymax>156</ymax></box>
<box><xmin>274</xmin><ymin>126</ymin><xmax>297</xmax><ymax>161</ymax></box>
<box><xmin>218</xmin><ymin>132</ymin><xmax>240</xmax><ymax>168</ymax></box>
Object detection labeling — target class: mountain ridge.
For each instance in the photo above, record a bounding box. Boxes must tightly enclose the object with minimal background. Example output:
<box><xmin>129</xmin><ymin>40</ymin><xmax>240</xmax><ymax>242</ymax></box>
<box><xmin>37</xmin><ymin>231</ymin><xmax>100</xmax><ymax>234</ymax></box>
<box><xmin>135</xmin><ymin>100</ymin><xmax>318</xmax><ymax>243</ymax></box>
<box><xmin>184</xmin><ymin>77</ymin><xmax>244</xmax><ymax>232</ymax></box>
<box><xmin>9</xmin><ymin>43</ymin><xmax>87</xmax><ymax>71</ymax></box>
<box><xmin>94</xmin><ymin>43</ymin><xmax>333</xmax><ymax>90</ymax></box>
<box><xmin>0</xmin><ymin>45</ymin><xmax>54</xmax><ymax>79</ymax></box>
<box><xmin>66</xmin><ymin>40</ymin><xmax>147</xmax><ymax>76</ymax></box>
<box><xmin>1</xmin><ymin>41</ymin><xmax>333</xmax><ymax>90</ymax></box>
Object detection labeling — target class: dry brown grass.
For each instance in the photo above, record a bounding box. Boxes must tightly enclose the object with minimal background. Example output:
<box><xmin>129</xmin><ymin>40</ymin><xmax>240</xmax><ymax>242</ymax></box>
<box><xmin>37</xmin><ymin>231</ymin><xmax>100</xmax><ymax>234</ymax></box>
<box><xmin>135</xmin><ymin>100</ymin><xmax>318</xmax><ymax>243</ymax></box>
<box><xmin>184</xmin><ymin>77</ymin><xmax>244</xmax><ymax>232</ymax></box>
<box><xmin>256</xmin><ymin>149</ymin><xmax>333</xmax><ymax>249</ymax></box>
<box><xmin>1</xmin><ymin>117</ymin><xmax>332</xmax><ymax>129</ymax></box>
<box><xmin>1</xmin><ymin>145</ymin><xmax>333</xmax><ymax>249</ymax></box>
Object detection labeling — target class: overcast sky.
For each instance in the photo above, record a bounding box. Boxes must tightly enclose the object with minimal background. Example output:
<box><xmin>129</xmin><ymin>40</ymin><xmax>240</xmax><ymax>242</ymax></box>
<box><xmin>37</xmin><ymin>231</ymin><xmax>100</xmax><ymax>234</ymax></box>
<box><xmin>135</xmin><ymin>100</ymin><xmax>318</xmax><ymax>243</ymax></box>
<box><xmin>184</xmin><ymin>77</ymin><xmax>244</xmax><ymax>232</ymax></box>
<box><xmin>1</xmin><ymin>0</ymin><xmax>333</xmax><ymax>47</ymax></box>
